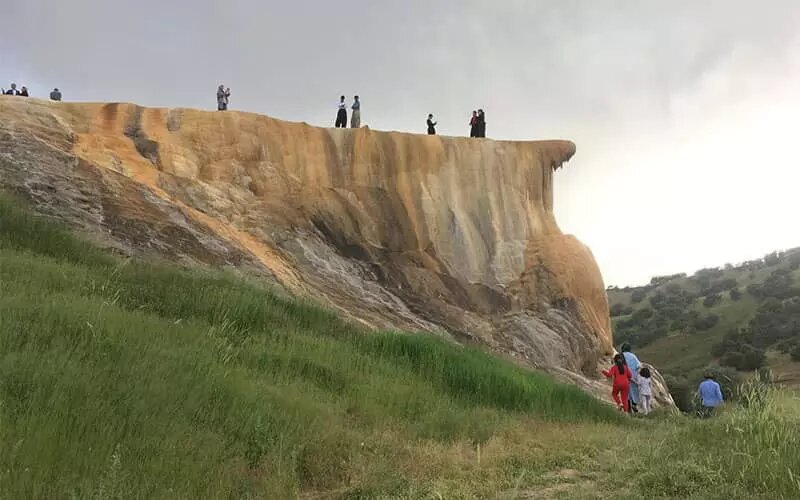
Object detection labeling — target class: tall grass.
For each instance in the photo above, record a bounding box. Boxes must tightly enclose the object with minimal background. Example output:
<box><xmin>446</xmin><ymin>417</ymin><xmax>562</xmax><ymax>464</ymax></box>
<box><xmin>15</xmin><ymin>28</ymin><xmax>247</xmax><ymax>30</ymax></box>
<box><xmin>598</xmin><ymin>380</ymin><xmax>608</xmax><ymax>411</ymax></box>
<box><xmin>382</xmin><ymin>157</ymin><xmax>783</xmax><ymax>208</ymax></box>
<box><xmin>0</xmin><ymin>194</ymin><xmax>622</xmax><ymax>498</ymax></box>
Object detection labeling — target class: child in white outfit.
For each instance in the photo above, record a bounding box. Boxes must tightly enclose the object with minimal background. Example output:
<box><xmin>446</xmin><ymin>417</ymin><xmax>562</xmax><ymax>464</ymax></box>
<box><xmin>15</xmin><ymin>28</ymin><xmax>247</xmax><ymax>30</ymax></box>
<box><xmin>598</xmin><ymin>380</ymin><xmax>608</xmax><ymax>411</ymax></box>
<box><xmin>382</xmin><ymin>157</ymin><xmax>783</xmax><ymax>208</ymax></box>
<box><xmin>638</xmin><ymin>366</ymin><xmax>653</xmax><ymax>415</ymax></box>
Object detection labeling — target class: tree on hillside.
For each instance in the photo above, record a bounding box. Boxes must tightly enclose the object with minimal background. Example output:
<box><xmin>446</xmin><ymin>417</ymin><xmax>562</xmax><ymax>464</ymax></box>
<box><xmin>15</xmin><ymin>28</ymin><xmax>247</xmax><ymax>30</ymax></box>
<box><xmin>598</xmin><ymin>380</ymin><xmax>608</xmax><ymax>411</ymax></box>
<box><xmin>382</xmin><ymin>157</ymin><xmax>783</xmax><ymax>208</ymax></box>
<box><xmin>764</xmin><ymin>251</ymin><xmax>781</xmax><ymax>266</ymax></box>
<box><xmin>610</xmin><ymin>303</ymin><xmax>630</xmax><ymax>317</ymax></box>
<box><xmin>694</xmin><ymin>313</ymin><xmax>719</xmax><ymax>331</ymax></box>
<box><xmin>631</xmin><ymin>289</ymin><xmax>647</xmax><ymax>303</ymax></box>
<box><xmin>703</xmin><ymin>293</ymin><xmax>722</xmax><ymax>308</ymax></box>
<box><xmin>721</xmin><ymin>344</ymin><xmax>766</xmax><ymax>371</ymax></box>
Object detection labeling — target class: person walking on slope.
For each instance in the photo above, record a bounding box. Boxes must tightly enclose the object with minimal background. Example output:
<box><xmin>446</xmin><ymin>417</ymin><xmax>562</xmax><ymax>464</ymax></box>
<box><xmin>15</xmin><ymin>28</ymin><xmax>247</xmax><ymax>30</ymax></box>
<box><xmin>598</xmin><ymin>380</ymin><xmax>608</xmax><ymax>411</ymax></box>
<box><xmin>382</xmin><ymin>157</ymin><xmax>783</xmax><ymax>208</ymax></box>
<box><xmin>638</xmin><ymin>366</ymin><xmax>653</xmax><ymax>415</ymax></box>
<box><xmin>469</xmin><ymin>110</ymin><xmax>478</xmax><ymax>137</ymax></box>
<box><xmin>217</xmin><ymin>85</ymin><xmax>231</xmax><ymax>111</ymax></box>
<box><xmin>427</xmin><ymin>114</ymin><xmax>437</xmax><ymax>135</ymax></box>
<box><xmin>697</xmin><ymin>373</ymin><xmax>724</xmax><ymax>418</ymax></box>
<box><xmin>350</xmin><ymin>96</ymin><xmax>361</xmax><ymax>128</ymax></box>
<box><xmin>603</xmin><ymin>354</ymin><xmax>633</xmax><ymax>412</ymax></box>
<box><xmin>621</xmin><ymin>343</ymin><xmax>642</xmax><ymax>413</ymax></box>
<box><xmin>476</xmin><ymin>109</ymin><xmax>486</xmax><ymax>137</ymax></box>
<box><xmin>335</xmin><ymin>95</ymin><xmax>347</xmax><ymax>128</ymax></box>
<box><xmin>50</xmin><ymin>88</ymin><xmax>62</xmax><ymax>101</ymax></box>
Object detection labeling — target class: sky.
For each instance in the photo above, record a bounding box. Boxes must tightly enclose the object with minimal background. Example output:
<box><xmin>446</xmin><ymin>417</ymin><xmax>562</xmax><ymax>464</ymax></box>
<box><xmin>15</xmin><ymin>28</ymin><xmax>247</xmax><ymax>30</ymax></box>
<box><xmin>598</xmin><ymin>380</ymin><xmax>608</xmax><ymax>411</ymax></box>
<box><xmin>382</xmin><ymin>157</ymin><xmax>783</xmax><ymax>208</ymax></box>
<box><xmin>2</xmin><ymin>0</ymin><xmax>799</xmax><ymax>286</ymax></box>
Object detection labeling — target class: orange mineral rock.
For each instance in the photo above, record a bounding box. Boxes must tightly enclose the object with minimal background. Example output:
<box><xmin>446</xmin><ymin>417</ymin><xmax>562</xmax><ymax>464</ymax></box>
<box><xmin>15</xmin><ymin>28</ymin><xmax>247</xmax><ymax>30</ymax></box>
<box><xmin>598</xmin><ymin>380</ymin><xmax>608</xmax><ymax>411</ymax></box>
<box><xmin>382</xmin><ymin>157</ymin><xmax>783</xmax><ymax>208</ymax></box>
<box><xmin>1</xmin><ymin>97</ymin><xmax>642</xmax><ymax>402</ymax></box>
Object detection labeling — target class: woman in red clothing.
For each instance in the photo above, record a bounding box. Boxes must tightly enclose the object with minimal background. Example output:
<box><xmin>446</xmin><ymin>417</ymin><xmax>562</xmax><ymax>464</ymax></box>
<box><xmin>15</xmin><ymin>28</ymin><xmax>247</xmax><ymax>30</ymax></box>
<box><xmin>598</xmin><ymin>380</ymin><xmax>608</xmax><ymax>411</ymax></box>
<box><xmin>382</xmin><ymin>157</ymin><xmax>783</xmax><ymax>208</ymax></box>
<box><xmin>603</xmin><ymin>354</ymin><xmax>633</xmax><ymax>412</ymax></box>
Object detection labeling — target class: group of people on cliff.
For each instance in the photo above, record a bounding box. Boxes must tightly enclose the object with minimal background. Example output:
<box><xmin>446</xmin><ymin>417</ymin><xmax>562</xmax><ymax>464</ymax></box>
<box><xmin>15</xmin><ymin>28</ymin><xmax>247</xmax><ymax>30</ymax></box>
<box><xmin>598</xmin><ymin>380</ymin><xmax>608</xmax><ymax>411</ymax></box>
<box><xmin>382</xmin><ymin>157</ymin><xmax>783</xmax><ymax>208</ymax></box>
<box><xmin>213</xmin><ymin>88</ymin><xmax>488</xmax><ymax>139</ymax></box>
<box><xmin>3</xmin><ymin>82</ymin><xmax>62</xmax><ymax>101</ymax></box>
<box><xmin>469</xmin><ymin>109</ymin><xmax>487</xmax><ymax>138</ymax></box>
<box><xmin>334</xmin><ymin>95</ymin><xmax>361</xmax><ymax>129</ymax></box>
<box><xmin>603</xmin><ymin>342</ymin><xmax>724</xmax><ymax>417</ymax></box>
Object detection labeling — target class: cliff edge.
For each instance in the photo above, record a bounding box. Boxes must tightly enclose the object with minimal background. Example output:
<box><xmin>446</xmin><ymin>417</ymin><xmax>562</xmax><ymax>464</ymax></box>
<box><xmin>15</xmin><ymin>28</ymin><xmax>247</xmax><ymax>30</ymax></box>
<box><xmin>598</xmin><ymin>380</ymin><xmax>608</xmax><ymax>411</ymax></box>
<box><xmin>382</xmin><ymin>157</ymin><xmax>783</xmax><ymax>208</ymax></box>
<box><xmin>0</xmin><ymin>97</ymin><xmax>665</xmax><ymax>403</ymax></box>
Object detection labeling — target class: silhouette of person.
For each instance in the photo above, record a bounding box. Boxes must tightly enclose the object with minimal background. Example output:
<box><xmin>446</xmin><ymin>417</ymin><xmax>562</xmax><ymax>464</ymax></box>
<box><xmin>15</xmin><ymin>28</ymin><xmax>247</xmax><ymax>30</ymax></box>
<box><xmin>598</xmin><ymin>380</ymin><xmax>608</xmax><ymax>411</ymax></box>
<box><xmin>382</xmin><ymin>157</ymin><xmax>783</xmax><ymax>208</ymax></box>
<box><xmin>335</xmin><ymin>95</ymin><xmax>347</xmax><ymax>128</ymax></box>
<box><xmin>477</xmin><ymin>109</ymin><xmax>486</xmax><ymax>137</ymax></box>
<box><xmin>19</xmin><ymin>86</ymin><xmax>29</xmax><ymax>97</ymax></box>
<box><xmin>469</xmin><ymin>110</ymin><xmax>478</xmax><ymax>137</ymax></box>
<box><xmin>427</xmin><ymin>114</ymin><xmax>437</xmax><ymax>135</ymax></box>
<box><xmin>50</xmin><ymin>88</ymin><xmax>62</xmax><ymax>101</ymax></box>
<box><xmin>217</xmin><ymin>85</ymin><xmax>230</xmax><ymax>111</ymax></box>
<box><xmin>3</xmin><ymin>83</ymin><xmax>18</xmax><ymax>95</ymax></box>
<box><xmin>350</xmin><ymin>96</ymin><xmax>361</xmax><ymax>128</ymax></box>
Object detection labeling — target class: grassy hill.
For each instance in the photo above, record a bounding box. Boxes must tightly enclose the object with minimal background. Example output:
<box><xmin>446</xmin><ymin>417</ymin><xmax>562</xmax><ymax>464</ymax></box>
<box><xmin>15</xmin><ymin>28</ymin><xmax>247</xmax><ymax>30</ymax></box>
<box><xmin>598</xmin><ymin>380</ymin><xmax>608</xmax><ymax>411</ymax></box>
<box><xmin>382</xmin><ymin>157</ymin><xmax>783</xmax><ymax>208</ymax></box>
<box><xmin>3</xmin><ymin>192</ymin><xmax>800</xmax><ymax>498</ymax></box>
<box><xmin>607</xmin><ymin>250</ymin><xmax>800</xmax><ymax>407</ymax></box>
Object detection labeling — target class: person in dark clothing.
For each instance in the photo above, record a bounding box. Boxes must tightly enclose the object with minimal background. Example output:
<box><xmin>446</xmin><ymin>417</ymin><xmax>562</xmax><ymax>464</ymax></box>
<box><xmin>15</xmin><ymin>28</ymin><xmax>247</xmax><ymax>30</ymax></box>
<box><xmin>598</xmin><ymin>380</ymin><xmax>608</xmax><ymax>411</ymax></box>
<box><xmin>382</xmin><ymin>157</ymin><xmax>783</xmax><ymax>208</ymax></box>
<box><xmin>50</xmin><ymin>88</ymin><xmax>62</xmax><ymax>101</ymax></box>
<box><xmin>2</xmin><ymin>83</ymin><xmax>18</xmax><ymax>95</ymax></box>
<box><xmin>469</xmin><ymin>110</ymin><xmax>478</xmax><ymax>137</ymax></box>
<box><xmin>476</xmin><ymin>109</ymin><xmax>486</xmax><ymax>137</ymax></box>
<box><xmin>335</xmin><ymin>95</ymin><xmax>347</xmax><ymax>128</ymax></box>
<box><xmin>427</xmin><ymin>114</ymin><xmax>437</xmax><ymax>135</ymax></box>
<box><xmin>18</xmin><ymin>86</ymin><xmax>29</xmax><ymax>97</ymax></box>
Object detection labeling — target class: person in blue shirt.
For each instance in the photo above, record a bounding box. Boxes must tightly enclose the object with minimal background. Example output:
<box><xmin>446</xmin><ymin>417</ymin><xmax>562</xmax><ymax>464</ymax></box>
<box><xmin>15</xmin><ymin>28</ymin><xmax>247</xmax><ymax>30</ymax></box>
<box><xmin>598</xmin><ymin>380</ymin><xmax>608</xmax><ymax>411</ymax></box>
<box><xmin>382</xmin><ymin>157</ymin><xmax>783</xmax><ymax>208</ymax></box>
<box><xmin>620</xmin><ymin>343</ymin><xmax>641</xmax><ymax>413</ymax></box>
<box><xmin>697</xmin><ymin>373</ymin><xmax>724</xmax><ymax>418</ymax></box>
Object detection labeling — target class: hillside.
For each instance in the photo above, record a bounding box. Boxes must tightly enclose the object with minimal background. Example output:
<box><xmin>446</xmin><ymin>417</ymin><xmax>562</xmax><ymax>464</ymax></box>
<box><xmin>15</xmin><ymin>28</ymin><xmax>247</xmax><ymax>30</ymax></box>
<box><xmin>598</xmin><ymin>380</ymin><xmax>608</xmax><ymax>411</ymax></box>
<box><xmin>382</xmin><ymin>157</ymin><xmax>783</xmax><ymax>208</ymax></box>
<box><xmin>0</xmin><ymin>96</ymin><xmax>618</xmax><ymax>400</ymax></box>
<box><xmin>607</xmin><ymin>249</ymin><xmax>800</xmax><ymax>405</ymax></box>
<box><xmin>4</xmin><ymin>193</ymin><xmax>800</xmax><ymax>498</ymax></box>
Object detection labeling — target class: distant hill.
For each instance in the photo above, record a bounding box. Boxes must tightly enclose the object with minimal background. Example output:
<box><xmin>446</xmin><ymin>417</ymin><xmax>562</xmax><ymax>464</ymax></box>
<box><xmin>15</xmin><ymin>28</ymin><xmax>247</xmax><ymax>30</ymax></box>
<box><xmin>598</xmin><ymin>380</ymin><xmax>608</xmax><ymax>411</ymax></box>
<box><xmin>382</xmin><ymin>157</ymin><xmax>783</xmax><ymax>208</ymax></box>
<box><xmin>607</xmin><ymin>249</ymin><xmax>800</xmax><ymax>408</ymax></box>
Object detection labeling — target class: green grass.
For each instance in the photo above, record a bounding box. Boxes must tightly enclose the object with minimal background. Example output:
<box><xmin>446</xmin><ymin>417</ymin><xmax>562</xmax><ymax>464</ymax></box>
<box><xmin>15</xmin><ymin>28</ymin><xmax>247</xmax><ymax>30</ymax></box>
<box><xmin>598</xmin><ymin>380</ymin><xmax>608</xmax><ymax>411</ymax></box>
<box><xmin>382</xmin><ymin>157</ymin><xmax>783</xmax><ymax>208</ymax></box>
<box><xmin>4</xmin><ymin>192</ymin><xmax>800</xmax><ymax>499</ymax></box>
<box><xmin>0</xmin><ymin>194</ymin><xmax>620</xmax><ymax>498</ymax></box>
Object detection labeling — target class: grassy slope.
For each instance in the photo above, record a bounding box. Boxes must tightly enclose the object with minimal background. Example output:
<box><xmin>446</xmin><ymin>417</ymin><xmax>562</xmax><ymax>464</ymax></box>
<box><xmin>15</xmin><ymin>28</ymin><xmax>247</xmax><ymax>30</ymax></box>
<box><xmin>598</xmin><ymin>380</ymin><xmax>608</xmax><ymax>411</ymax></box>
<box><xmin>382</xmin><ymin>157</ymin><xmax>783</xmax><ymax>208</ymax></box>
<box><xmin>2</xmin><ymin>193</ymin><xmax>800</xmax><ymax>499</ymax></box>
<box><xmin>608</xmin><ymin>265</ymin><xmax>800</xmax><ymax>383</ymax></box>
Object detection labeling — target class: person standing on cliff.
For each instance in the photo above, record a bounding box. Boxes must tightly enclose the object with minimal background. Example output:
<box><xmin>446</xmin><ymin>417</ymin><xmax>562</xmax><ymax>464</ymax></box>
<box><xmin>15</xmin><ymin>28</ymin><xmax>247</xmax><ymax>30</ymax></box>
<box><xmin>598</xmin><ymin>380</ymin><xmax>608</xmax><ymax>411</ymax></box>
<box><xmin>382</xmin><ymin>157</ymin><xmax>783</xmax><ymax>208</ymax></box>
<box><xmin>469</xmin><ymin>110</ymin><xmax>478</xmax><ymax>137</ymax></box>
<box><xmin>335</xmin><ymin>95</ymin><xmax>348</xmax><ymax>128</ymax></box>
<box><xmin>50</xmin><ymin>88</ymin><xmax>62</xmax><ymax>101</ymax></box>
<box><xmin>477</xmin><ymin>109</ymin><xmax>486</xmax><ymax>137</ymax></box>
<box><xmin>350</xmin><ymin>96</ymin><xmax>361</xmax><ymax>128</ymax></box>
<box><xmin>427</xmin><ymin>114</ymin><xmax>437</xmax><ymax>135</ymax></box>
<box><xmin>217</xmin><ymin>85</ymin><xmax>230</xmax><ymax>111</ymax></box>
<box><xmin>621</xmin><ymin>343</ymin><xmax>642</xmax><ymax>413</ymax></box>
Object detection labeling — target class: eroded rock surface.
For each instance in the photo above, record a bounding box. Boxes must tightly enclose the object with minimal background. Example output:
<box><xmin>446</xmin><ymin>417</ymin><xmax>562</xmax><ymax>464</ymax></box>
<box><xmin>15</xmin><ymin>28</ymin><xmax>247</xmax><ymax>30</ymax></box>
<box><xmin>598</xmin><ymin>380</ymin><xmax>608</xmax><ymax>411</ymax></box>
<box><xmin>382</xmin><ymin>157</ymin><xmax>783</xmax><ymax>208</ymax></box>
<box><xmin>0</xmin><ymin>97</ymin><xmax>673</xmax><ymax>407</ymax></box>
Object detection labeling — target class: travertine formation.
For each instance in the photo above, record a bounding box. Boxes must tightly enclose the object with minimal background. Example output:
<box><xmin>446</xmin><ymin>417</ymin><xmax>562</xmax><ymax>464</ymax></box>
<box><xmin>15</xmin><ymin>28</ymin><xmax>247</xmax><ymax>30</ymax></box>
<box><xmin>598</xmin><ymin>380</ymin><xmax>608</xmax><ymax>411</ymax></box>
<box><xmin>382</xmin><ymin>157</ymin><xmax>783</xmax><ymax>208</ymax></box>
<box><xmin>0</xmin><ymin>97</ymin><xmax>672</xmax><ymax>405</ymax></box>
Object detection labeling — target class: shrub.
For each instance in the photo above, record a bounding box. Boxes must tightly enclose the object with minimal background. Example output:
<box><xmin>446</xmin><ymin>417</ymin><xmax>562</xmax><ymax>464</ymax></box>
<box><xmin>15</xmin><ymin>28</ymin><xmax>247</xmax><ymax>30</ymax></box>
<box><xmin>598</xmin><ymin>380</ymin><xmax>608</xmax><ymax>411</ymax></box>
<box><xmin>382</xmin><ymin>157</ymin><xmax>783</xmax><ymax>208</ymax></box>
<box><xmin>703</xmin><ymin>293</ymin><xmax>722</xmax><ymax>308</ymax></box>
<box><xmin>693</xmin><ymin>314</ymin><xmax>720</xmax><ymax>331</ymax></box>
<box><xmin>632</xmin><ymin>307</ymin><xmax>653</xmax><ymax>322</ymax></box>
<box><xmin>729</xmin><ymin>288</ymin><xmax>742</xmax><ymax>301</ymax></box>
<box><xmin>610</xmin><ymin>303</ymin><xmax>633</xmax><ymax>317</ymax></box>
<box><xmin>631</xmin><ymin>289</ymin><xmax>647</xmax><ymax>303</ymax></box>
<box><xmin>721</xmin><ymin>344</ymin><xmax>766</xmax><ymax>371</ymax></box>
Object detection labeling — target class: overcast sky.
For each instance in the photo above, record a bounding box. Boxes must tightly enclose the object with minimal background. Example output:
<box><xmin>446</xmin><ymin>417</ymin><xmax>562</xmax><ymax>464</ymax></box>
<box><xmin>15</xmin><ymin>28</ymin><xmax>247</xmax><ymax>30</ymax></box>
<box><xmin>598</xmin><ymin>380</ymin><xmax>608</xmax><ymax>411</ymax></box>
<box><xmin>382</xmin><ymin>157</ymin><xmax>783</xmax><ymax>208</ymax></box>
<box><xmin>2</xmin><ymin>0</ymin><xmax>799</xmax><ymax>285</ymax></box>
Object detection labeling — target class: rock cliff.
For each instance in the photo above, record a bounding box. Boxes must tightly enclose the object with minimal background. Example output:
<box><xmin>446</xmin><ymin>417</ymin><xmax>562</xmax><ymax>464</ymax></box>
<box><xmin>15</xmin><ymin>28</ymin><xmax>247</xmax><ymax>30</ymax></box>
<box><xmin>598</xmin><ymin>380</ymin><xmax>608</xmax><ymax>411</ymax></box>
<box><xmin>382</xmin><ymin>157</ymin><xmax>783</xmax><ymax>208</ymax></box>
<box><xmin>0</xmin><ymin>97</ymin><xmax>672</xmax><ymax>406</ymax></box>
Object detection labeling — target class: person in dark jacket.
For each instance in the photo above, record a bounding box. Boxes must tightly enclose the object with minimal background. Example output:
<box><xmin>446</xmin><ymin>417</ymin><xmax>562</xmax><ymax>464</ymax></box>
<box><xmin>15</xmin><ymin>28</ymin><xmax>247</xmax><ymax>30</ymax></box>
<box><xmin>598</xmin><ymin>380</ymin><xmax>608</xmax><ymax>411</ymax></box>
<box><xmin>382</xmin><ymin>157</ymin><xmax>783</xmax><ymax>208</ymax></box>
<box><xmin>50</xmin><ymin>88</ymin><xmax>62</xmax><ymax>101</ymax></box>
<box><xmin>469</xmin><ymin>110</ymin><xmax>478</xmax><ymax>137</ymax></box>
<box><xmin>335</xmin><ymin>95</ymin><xmax>347</xmax><ymax>128</ymax></box>
<box><xmin>216</xmin><ymin>85</ymin><xmax>230</xmax><ymax>111</ymax></box>
<box><xmin>427</xmin><ymin>114</ymin><xmax>437</xmax><ymax>135</ymax></box>
<box><xmin>2</xmin><ymin>83</ymin><xmax>18</xmax><ymax>95</ymax></box>
<box><xmin>18</xmin><ymin>86</ymin><xmax>29</xmax><ymax>97</ymax></box>
<box><xmin>476</xmin><ymin>109</ymin><xmax>486</xmax><ymax>137</ymax></box>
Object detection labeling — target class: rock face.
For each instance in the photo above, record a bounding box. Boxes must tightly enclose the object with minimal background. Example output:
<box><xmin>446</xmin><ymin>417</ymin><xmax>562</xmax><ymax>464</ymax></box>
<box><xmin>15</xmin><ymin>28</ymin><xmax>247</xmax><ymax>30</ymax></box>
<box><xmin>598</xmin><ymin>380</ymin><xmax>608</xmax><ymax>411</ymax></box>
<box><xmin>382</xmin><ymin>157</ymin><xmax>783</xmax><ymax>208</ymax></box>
<box><xmin>0</xmin><ymin>97</ymin><xmax>673</xmax><ymax>407</ymax></box>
